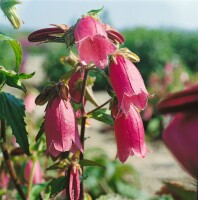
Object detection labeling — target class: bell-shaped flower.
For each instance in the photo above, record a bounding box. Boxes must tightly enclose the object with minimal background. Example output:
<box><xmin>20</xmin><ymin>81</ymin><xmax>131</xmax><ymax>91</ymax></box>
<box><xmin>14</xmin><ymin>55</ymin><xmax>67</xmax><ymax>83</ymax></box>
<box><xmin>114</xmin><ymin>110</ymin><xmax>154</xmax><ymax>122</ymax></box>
<box><xmin>0</xmin><ymin>169</ymin><xmax>9</xmax><ymax>190</ymax></box>
<box><xmin>158</xmin><ymin>84</ymin><xmax>198</xmax><ymax>179</ymax></box>
<box><xmin>74</xmin><ymin>16</ymin><xmax>116</xmax><ymax>69</ymax></box>
<box><xmin>162</xmin><ymin>112</ymin><xmax>198</xmax><ymax>179</ymax></box>
<box><xmin>69</xmin><ymin>164</ymin><xmax>80</xmax><ymax>200</ymax></box>
<box><xmin>114</xmin><ymin>104</ymin><xmax>148</xmax><ymax>163</ymax></box>
<box><xmin>109</xmin><ymin>55</ymin><xmax>149</xmax><ymax>115</ymax></box>
<box><xmin>24</xmin><ymin>160</ymin><xmax>43</xmax><ymax>184</ymax></box>
<box><xmin>44</xmin><ymin>97</ymin><xmax>82</xmax><ymax>157</ymax></box>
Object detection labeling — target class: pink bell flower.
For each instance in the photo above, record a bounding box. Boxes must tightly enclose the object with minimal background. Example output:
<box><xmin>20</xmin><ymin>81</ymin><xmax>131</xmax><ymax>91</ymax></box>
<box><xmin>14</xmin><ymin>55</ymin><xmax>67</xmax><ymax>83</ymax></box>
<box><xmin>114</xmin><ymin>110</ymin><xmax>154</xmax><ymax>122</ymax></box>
<box><xmin>158</xmin><ymin>84</ymin><xmax>198</xmax><ymax>179</ymax></box>
<box><xmin>74</xmin><ymin>16</ymin><xmax>116</xmax><ymax>69</ymax></box>
<box><xmin>114</xmin><ymin>105</ymin><xmax>148</xmax><ymax>163</ymax></box>
<box><xmin>109</xmin><ymin>55</ymin><xmax>149</xmax><ymax>115</ymax></box>
<box><xmin>69</xmin><ymin>165</ymin><xmax>80</xmax><ymax>200</ymax></box>
<box><xmin>163</xmin><ymin>112</ymin><xmax>198</xmax><ymax>179</ymax></box>
<box><xmin>24</xmin><ymin>160</ymin><xmax>43</xmax><ymax>184</ymax></box>
<box><xmin>24</xmin><ymin>93</ymin><xmax>36</xmax><ymax>113</ymax></box>
<box><xmin>44</xmin><ymin>97</ymin><xmax>82</xmax><ymax>157</ymax></box>
<box><xmin>0</xmin><ymin>169</ymin><xmax>10</xmax><ymax>190</ymax></box>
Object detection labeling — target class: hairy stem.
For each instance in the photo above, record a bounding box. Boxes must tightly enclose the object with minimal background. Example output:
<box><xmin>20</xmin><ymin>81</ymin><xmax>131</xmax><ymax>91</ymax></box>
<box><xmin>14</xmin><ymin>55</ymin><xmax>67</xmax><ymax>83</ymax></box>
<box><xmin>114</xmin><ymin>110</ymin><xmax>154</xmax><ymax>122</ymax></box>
<box><xmin>79</xmin><ymin>67</ymin><xmax>89</xmax><ymax>200</ymax></box>
<box><xmin>0</xmin><ymin>119</ymin><xmax>26</xmax><ymax>200</ymax></box>
<box><xmin>87</xmin><ymin>98</ymin><xmax>112</xmax><ymax>115</ymax></box>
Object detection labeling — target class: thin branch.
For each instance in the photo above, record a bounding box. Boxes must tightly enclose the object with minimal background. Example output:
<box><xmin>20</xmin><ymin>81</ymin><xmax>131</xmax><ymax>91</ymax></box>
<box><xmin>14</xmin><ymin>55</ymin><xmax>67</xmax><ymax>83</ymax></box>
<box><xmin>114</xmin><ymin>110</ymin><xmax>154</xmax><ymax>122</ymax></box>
<box><xmin>0</xmin><ymin>119</ymin><xmax>26</xmax><ymax>200</ymax></box>
<box><xmin>27</xmin><ymin>158</ymin><xmax>36</xmax><ymax>200</ymax></box>
<box><xmin>87</xmin><ymin>98</ymin><xmax>111</xmax><ymax>115</ymax></box>
<box><xmin>79</xmin><ymin>67</ymin><xmax>89</xmax><ymax>200</ymax></box>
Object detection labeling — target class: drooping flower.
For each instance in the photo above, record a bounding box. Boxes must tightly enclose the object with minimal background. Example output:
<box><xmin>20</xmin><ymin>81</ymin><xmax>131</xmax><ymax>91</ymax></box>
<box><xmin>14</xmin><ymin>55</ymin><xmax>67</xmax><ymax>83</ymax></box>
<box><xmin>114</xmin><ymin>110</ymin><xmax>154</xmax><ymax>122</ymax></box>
<box><xmin>44</xmin><ymin>97</ymin><xmax>82</xmax><ymax>157</ymax></box>
<box><xmin>109</xmin><ymin>55</ymin><xmax>149</xmax><ymax>115</ymax></box>
<box><xmin>24</xmin><ymin>160</ymin><xmax>43</xmax><ymax>184</ymax></box>
<box><xmin>0</xmin><ymin>169</ymin><xmax>9</xmax><ymax>190</ymax></box>
<box><xmin>69</xmin><ymin>165</ymin><xmax>80</xmax><ymax>200</ymax></box>
<box><xmin>162</xmin><ymin>112</ymin><xmax>198</xmax><ymax>179</ymax></box>
<box><xmin>113</xmin><ymin>104</ymin><xmax>148</xmax><ymax>163</ymax></box>
<box><xmin>158</xmin><ymin>84</ymin><xmax>198</xmax><ymax>179</ymax></box>
<box><xmin>74</xmin><ymin>16</ymin><xmax>116</xmax><ymax>69</ymax></box>
<box><xmin>24</xmin><ymin>93</ymin><xmax>36</xmax><ymax>113</ymax></box>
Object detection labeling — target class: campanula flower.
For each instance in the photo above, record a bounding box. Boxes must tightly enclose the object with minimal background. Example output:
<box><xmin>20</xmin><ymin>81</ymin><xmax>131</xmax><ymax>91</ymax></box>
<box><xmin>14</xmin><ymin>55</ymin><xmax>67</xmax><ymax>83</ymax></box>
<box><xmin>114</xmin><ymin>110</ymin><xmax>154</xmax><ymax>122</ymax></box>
<box><xmin>74</xmin><ymin>16</ymin><xmax>116</xmax><ymax>69</ymax></box>
<box><xmin>24</xmin><ymin>160</ymin><xmax>43</xmax><ymax>184</ymax></box>
<box><xmin>158</xmin><ymin>84</ymin><xmax>198</xmax><ymax>179</ymax></box>
<box><xmin>113</xmin><ymin>103</ymin><xmax>148</xmax><ymax>163</ymax></box>
<box><xmin>44</xmin><ymin>97</ymin><xmax>82</xmax><ymax>157</ymax></box>
<box><xmin>109</xmin><ymin>55</ymin><xmax>149</xmax><ymax>115</ymax></box>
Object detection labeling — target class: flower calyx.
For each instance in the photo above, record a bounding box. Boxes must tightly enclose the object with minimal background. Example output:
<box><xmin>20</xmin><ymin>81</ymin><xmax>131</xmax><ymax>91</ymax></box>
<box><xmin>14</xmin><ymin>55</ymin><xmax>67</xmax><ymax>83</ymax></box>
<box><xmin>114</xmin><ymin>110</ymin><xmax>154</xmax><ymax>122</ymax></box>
<box><xmin>35</xmin><ymin>82</ymin><xmax>70</xmax><ymax>106</ymax></box>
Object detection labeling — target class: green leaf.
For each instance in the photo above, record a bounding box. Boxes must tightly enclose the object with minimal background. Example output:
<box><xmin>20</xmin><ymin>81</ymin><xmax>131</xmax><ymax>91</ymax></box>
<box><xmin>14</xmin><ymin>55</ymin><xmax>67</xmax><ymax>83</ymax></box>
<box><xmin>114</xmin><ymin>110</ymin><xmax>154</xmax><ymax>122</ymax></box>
<box><xmin>0</xmin><ymin>92</ymin><xmax>30</xmax><ymax>155</ymax></box>
<box><xmin>47</xmin><ymin>176</ymin><xmax>66</xmax><ymax>198</ymax></box>
<box><xmin>0</xmin><ymin>33</ymin><xmax>22</xmax><ymax>71</ymax></box>
<box><xmin>0</xmin><ymin>0</ymin><xmax>21</xmax><ymax>29</ymax></box>
<box><xmin>35</xmin><ymin>122</ymin><xmax>44</xmax><ymax>142</ymax></box>
<box><xmin>30</xmin><ymin>182</ymin><xmax>49</xmax><ymax>200</ymax></box>
<box><xmin>90</xmin><ymin>108</ymin><xmax>114</xmax><ymax>126</ymax></box>
<box><xmin>80</xmin><ymin>159</ymin><xmax>105</xmax><ymax>168</ymax></box>
<box><xmin>0</xmin><ymin>0</ymin><xmax>20</xmax><ymax>8</ymax></box>
<box><xmin>0</xmin><ymin>66</ymin><xmax>34</xmax><ymax>92</ymax></box>
<box><xmin>87</xmin><ymin>7</ymin><xmax>104</xmax><ymax>17</ymax></box>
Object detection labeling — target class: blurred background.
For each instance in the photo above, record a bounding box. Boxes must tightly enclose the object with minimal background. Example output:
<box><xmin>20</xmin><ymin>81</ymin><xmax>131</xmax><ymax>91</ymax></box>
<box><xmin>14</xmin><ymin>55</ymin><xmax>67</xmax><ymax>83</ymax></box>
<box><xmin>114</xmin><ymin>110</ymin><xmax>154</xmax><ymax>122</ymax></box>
<box><xmin>0</xmin><ymin>0</ymin><xmax>197</xmax><ymax>199</ymax></box>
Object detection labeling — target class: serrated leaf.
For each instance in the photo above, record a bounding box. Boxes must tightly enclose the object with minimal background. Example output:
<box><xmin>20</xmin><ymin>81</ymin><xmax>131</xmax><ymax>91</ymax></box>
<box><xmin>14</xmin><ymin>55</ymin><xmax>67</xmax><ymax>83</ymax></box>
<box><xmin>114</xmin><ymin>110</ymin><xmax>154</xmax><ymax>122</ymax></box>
<box><xmin>0</xmin><ymin>33</ymin><xmax>22</xmax><ymax>71</ymax></box>
<box><xmin>0</xmin><ymin>92</ymin><xmax>30</xmax><ymax>155</ymax></box>
<box><xmin>47</xmin><ymin>176</ymin><xmax>66</xmax><ymax>198</ymax></box>
<box><xmin>79</xmin><ymin>159</ymin><xmax>105</xmax><ymax>168</ymax></box>
<box><xmin>90</xmin><ymin>108</ymin><xmax>114</xmax><ymax>126</ymax></box>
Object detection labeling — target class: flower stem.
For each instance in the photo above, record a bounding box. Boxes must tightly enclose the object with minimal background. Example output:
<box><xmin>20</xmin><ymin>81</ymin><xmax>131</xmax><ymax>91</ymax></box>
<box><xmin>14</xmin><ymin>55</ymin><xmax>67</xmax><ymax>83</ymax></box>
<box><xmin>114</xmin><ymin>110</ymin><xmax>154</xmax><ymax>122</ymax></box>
<box><xmin>0</xmin><ymin>119</ymin><xmax>26</xmax><ymax>200</ymax></box>
<box><xmin>79</xmin><ymin>67</ymin><xmax>89</xmax><ymax>200</ymax></box>
<box><xmin>87</xmin><ymin>98</ymin><xmax>112</xmax><ymax>115</ymax></box>
<box><xmin>27</xmin><ymin>158</ymin><xmax>36</xmax><ymax>200</ymax></box>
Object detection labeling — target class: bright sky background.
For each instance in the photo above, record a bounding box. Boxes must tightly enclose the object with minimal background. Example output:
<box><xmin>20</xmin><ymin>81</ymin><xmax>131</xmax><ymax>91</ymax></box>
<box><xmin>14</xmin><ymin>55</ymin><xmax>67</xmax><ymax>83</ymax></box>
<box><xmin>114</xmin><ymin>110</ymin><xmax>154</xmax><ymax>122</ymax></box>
<box><xmin>1</xmin><ymin>0</ymin><xmax>198</xmax><ymax>31</ymax></box>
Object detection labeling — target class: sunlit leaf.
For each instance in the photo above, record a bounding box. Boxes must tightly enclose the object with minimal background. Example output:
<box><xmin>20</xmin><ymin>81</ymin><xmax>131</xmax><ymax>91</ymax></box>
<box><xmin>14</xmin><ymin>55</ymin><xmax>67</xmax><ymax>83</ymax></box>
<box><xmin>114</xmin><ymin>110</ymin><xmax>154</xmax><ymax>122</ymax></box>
<box><xmin>90</xmin><ymin>108</ymin><xmax>114</xmax><ymax>126</ymax></box>
<box><xmin>0</xmin><ymin>33</ymin><xmax>22</xmax><ymax>71</ymax></box>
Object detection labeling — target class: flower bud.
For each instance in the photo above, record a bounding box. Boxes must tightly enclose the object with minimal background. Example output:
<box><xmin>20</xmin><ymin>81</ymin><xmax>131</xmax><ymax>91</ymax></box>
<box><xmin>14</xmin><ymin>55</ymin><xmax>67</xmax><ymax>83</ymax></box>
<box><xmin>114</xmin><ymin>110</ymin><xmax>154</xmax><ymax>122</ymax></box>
<box><xmin>105</xmin><ymin>24</ymin><xmax>125</xmax><ymax>44</ymax></box>
<box><xmin>28</xmin><ymin>24</ymin><xmax>69</xmax><ymax>43</ymax></box>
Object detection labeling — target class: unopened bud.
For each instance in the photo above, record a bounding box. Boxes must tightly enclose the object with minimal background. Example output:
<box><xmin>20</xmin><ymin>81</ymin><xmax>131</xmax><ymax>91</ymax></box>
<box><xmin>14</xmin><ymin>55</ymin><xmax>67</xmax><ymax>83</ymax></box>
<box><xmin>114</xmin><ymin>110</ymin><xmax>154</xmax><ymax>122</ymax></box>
<box><xmin>105</xmin><ymin>24</ymin><xmax>125</xmax><ymax>44</ymax></box>
<box><xmin>28</xmin><ymin>24</ymin><xmax>69</xmax><ymax>43</ymax></box>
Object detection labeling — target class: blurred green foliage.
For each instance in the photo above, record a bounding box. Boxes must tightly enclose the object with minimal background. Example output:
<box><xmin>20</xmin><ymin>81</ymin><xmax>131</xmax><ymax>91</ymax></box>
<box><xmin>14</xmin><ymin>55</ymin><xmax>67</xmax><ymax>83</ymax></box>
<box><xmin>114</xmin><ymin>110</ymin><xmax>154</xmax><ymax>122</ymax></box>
<box><xmin>123</xmin><ymin>28</ymin><xmax>198</xmax><ymax>84</ymax></box>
